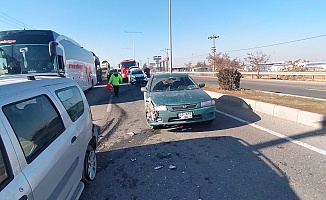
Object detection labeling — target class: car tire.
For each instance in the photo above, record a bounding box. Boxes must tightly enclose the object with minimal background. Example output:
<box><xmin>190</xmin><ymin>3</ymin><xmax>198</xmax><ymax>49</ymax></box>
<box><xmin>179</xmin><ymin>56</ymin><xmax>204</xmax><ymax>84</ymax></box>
<box><xmin>82</xmin><ymin>144</ymin><xmax>97</xmax><ymax>184</ymax></box>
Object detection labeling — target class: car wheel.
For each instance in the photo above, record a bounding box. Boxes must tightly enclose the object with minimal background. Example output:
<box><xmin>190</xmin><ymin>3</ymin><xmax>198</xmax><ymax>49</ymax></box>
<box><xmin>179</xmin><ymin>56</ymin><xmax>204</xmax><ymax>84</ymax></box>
<box><xmin>203</xmin><ymin>119</ymin><xmax>214</xmax><ymax>125</ymax></box>
<box><xmin>82</xmin><ymin>144</ymin><xmax>97</xmax><ymax>184</ymax></box>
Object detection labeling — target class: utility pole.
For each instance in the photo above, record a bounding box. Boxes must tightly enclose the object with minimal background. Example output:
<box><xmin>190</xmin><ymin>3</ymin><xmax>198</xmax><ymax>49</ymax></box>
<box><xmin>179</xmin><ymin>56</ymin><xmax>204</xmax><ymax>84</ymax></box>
<box><xmin>168</xmin><ymin>0</ymin><xmax>173</xmax><ymax>73</ymax></box>
<box><xmin>208</xmin><ymin>35</ymin><xmax>219</xmax><ymax>71</ymax></box>
<box><xmin>125</xmin><ymin>31</ymin><xmax>142</xmax><ymax>60</ymax></box>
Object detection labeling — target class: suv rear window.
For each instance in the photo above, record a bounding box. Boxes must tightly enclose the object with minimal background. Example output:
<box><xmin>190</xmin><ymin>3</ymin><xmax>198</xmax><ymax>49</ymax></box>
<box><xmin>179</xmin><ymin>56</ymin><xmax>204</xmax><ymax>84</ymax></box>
<box><xmin>55</xmin><ymin>86</ymin><xmax>84</xmax><ymax>122</ymax></box>
<box><xmin>3</xmin><ymin>95</ymin><xmax>64</xmax><ymax>163</ymax></box>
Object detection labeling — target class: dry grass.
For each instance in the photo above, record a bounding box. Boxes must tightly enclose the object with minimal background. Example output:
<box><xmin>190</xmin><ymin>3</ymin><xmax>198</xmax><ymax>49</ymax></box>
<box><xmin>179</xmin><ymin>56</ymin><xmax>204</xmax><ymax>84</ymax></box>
<box><xmin>204</xmin><ymin>84</ymin><xmax>326</xmax><ymax>115</ymax></box>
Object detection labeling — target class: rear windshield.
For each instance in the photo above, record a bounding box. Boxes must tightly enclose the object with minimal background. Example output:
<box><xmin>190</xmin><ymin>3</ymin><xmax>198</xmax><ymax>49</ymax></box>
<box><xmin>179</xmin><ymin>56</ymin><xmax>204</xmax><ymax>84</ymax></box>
<box><xmin>131</xmin><ymin>69</ymin><xmax>143</xmax><ymax>74</ymax></box>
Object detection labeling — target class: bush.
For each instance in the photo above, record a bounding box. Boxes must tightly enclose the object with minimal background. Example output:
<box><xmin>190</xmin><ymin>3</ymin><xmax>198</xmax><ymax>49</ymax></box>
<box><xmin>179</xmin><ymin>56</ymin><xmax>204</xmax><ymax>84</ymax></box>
<box><xmin>217</xmin><ymin>68</ymin><xmax>241</xmax><ymax>90</ymax></box>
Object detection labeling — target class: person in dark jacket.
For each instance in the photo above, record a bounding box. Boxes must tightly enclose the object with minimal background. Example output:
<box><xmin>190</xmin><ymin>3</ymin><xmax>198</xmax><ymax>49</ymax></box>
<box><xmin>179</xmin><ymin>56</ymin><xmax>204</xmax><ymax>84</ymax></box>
<box><xmin>108</xmin><ymin>71</ymin><xmax>122</xmax><ymax>97</ymax></box>
<box><xmin>143</xmin><ymin>67</ymin><xmax>150</xmax><ymax>78</ymax></box>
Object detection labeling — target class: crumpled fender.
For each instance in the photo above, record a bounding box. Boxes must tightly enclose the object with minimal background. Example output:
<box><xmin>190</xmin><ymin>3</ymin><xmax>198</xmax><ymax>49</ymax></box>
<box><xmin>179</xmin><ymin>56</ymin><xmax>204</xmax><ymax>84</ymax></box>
<box><xmin>145</xmin><ymin>97</ymin><xmax>159</xmax><ymax>120</ymax></box>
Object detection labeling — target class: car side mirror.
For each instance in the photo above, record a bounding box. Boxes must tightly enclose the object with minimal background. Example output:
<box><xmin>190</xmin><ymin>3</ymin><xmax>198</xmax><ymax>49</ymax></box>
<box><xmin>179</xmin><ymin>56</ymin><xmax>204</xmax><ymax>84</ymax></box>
<box><xmin>141</xmin><ymin>87</ymin><xmax>147</xmax><ymax>92</ymax></box>
<box><xmin>198</xmin><ymin>83</ymin><xmax>205</xmax><ymax>88</ymax></box>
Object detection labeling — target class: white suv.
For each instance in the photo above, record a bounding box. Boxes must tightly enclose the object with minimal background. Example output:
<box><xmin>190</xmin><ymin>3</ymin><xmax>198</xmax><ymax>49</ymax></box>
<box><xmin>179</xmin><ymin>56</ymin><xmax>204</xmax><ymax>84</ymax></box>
<box><xmin>0</xmin><ymin>75</ymin><xmax>98</xmax><ymax>199</ymax></box>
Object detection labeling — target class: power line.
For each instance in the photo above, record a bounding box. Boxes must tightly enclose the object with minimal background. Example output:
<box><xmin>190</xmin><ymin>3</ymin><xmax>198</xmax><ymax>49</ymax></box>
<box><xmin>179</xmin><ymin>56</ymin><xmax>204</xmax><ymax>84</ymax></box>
<box><xmin>0</xmin><ymin>11</ymin><xmax>35</xmax><ymax>29</ymax></box>
<box><xmin>0</xmin><ymin>19</ymin><xmax>22</xmax><ymax>29</ymax></box>
<box><xmin>0</xmin><ymin>11</ymin><xmax>36</xmax><ymax>30</ymax></box>
<box><xmin>175</xmin><ymin>34</ymin><xmax>326</xmax><ymax>59</ymax></box>
<box><xmin>174</xmin><ymin>53</ymin><xmax>208</xmax><ymax>59</ymax></box>
<box><xmin>223</xmin><ymin>34</ymin><xmax>326</xmax><ymax>53</ymax></box>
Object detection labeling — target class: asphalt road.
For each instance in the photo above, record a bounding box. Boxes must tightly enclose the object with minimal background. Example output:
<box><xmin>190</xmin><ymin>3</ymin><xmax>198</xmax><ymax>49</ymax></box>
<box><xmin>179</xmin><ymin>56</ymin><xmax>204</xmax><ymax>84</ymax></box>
<box><xmin>192</xmin><ymin>76</ymin><xmax>326</xmax><ymax>99</ymax></box>
<box><xmin>80</xmin><ymin>82</ymin><xmax>326</xmax><ymax>200</ymax></box>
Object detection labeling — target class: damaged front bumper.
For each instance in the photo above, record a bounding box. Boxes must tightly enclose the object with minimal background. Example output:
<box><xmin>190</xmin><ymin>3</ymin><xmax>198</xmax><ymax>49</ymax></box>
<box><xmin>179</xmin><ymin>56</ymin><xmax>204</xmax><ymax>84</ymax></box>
<box><xmin>147</xmin><ymin>105</ymin><xmax>216</xmax><ymax>127</ymax></box>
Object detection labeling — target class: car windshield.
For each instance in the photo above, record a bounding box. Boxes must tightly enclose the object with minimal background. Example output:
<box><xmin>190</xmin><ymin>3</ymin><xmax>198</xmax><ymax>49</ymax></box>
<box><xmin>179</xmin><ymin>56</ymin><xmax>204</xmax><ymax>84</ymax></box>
<box><xmin>150</xmin><ymin>75</ymin><xmax>199</xmax><ymax>92</ymax></box>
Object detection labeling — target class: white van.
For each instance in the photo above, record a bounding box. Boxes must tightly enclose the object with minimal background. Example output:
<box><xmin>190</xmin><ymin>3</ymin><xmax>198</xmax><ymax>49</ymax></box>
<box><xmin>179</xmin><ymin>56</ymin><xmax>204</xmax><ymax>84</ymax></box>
<box><xmin>0</xmin><ymin>75</ymin><xmax>98</xmax><ymax>199</ymax></box>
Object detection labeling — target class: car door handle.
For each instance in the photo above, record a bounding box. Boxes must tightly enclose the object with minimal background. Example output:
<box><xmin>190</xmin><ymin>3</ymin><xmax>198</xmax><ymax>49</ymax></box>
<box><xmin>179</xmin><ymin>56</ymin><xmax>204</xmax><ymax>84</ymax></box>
<box><xmin>19</xmin><ymin>195</ymin><xmax>28</xmax><ymax>200</ymax></box>
<box><xmin>71</xmin><ymin>136</ymin><xmax>77</xmax><ymax>144</ymax></box>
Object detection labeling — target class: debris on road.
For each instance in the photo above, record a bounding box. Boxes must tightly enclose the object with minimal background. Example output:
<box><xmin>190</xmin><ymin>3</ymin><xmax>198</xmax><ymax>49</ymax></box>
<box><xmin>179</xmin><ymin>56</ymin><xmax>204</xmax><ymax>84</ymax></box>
<box><xmin>130</xmin><ymin>158</ymin><xmax>137</xmax><ymax>162</ymax></box>
<box><xmin>154</xmin><ymin>165</ymin><xmax>164</xmax><ymax>170</ymax></box>
<box><xmin>169</xmin><ymin>165</ymin><xmax>177</xmax><ymax>170</ymax></box>
<box><xmin>126</xmin><ymin>132</ymin><xmax>135</xmax><ymax>136</ymax></box>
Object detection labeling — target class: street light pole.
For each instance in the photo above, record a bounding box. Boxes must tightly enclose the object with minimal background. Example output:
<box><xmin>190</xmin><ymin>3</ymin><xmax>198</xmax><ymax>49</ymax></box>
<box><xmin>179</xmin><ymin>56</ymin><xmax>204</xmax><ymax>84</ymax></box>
<box><xmin>125</xmin><ymin>31</ymin><xmax>142</xmax><ymax>60</ymax></box>
<box><xmin>168</xmin><ymin>0</ymin><xmax>173</xmax><ymax>73</ymax></box>
<box><xmin>208</xmin><ymin>35</ymin><xmax>219</xmax><ymax>71</ymax></box>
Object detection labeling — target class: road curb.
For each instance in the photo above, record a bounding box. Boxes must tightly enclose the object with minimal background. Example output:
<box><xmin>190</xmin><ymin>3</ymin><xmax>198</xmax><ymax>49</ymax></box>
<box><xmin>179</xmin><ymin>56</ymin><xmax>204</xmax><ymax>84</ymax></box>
<box><xmin>204</xmin><ymin>90</ymin><xmax>326</xmax><ymax>129</ymax></box>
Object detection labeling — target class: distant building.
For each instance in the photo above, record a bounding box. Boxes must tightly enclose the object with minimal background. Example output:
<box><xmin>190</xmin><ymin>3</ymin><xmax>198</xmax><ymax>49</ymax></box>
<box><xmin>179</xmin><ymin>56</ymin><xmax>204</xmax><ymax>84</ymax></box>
<box><xmin>172</xmin><ymin>66</ymin><xmax>187</xmax><ymax>72</ymax></box>
<box><xmin>243</xmin><ymin>61</ymin><xmax>326</xmax><ymax>72</ymax></box>
<box><xmin>299</xmin><ymin>61</ymin><xmax>326</xmax><ymax>71</ymax></box>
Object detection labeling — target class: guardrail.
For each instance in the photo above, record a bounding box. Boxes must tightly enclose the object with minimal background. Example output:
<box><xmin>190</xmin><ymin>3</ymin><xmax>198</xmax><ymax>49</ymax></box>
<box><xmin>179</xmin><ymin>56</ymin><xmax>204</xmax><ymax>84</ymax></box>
<box><xmin>182</xmin><ymin>71</ymin><xmax>326</xmax><ymax>81</ymax></box>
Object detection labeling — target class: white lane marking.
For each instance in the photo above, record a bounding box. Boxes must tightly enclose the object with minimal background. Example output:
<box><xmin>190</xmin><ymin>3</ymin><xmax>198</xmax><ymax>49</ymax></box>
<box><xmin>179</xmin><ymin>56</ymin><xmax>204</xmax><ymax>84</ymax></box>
<box><xmin>216</xmin><ymin>109</ymin><xmax>326</xmax><ymax>156</ymax></box>
<box><xmin>305</xmin><ymin>88</ymin><xmax>326</xmax><ymax>92</ymax></box>
<box><xmin>107</xmin><ymin>95</ymin><xmax>113</xmax><ymax>113</ymax></box>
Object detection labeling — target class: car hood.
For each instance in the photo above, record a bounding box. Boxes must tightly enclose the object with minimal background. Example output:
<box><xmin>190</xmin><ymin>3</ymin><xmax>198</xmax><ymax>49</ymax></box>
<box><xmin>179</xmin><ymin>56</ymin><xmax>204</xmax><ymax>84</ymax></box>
<box><xmin>150</xmin><ymin>89</ymin><xmax>211</xmax><ymax>105</ymax></box>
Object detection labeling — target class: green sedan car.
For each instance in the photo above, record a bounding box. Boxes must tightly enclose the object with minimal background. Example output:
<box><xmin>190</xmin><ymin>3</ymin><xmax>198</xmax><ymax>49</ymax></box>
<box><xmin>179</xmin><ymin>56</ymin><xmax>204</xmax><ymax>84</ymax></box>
<box><xmin>141</xmin><ymin>73</ymin><xmax>216</xmax><ymax>129</ymax></box>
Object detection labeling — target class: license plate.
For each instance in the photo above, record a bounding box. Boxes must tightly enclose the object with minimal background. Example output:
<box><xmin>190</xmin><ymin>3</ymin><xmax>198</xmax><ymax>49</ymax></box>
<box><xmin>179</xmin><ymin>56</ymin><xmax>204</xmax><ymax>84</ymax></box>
<box><xmin>178</xmin><ymin>112</ymin><xmax>193</xmax><ymax>119</ymax></box>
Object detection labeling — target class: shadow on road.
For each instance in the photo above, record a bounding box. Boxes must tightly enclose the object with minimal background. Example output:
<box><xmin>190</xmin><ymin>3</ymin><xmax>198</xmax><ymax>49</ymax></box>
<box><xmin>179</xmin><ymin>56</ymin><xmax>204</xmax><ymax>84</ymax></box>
<box><xmin>215</xmin><ymin>95</ymin><xmax>253</xmax><ymax>110</ymax></box>
<box><xmin>85</xmin><ymin>81</ymin><xmax>145</xmax><ymax>106</ymax></box>
<box><xmin>166</xmin><ymin>95</ymin><xmax>261</xmax><ymax>133</ymax></box>
<box><xmin>80</xmin><ymin>136</ymin><xmax>299</xmax><ymax>200</ymax></box>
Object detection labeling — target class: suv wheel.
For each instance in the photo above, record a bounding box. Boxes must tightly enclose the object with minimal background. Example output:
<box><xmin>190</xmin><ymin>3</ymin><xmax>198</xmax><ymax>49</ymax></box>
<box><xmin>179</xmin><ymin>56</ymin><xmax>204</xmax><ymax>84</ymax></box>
<box><xmin>82</xmin><ymin>144</ymin><xmax>97</xmax><ymax>184</ymax></box>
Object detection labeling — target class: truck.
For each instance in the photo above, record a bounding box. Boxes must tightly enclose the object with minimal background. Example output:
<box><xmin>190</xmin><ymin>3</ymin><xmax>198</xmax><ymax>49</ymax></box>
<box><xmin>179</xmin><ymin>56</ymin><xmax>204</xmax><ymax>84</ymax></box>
<box><xmin>100</xmin><ymin>60</ymin><xmax>110</xmax><ymax>80</ymax></box>
<box><xmin>118</xmin><ymin>59</ymin><xmax>139</xmax><ymax>83</ymax></box>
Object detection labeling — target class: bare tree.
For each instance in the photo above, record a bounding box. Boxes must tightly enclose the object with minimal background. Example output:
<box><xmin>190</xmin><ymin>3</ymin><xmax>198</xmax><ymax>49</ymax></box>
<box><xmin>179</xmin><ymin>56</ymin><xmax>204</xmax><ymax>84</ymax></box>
<box><xmin>288</xmin><ymin>59</ymin><xmax>301</xmax><ymax>71</ymax></box>
<box><xmin>245</xmin><ymin>51</ymin><xmax>270</xmax><ymax>78</ymax></box>
<box><xmin>207</xmin><ymin>53</ymin><xmax>243</xmax><ymax>90</ymax></box>
<box><xmin>184</xmin><ymin>61</ymin><xmax>192</xmax><ymax>71</ymax></box>
<box><xmin>195</xmin><ymin>61</ymin><xmax>206</xmax><ymax>67</ymax></box>
<box><xmin>207</xmin><ymin>53</ymin><xmax>243</xmax><ymax>71</ymax></box>
<box><xmin>302</xmin><ymin>59</ymin><xmax>310</xmax><ymax>71</ymax></box>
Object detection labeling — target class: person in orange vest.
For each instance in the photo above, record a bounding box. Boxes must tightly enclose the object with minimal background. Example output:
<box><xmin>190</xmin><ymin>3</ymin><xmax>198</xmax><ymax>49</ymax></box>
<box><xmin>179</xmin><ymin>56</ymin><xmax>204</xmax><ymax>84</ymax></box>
<box><xmin>108</xmin><ymin>71</ymin><xmax>122</xmax><ymax>97</ymax></box>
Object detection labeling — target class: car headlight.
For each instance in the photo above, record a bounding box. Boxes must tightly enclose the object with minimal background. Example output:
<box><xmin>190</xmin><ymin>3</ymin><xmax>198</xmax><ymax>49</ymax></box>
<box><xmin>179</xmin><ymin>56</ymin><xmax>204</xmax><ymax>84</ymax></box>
<box><xmin>131</xmin><ymin>75</ymin><xmax>136</xmax><ymax>78</ymax></box>
<box><xmin>154</xmin><ymin>105</ymin><xmax>167</xmax><ymax>111</ymax></box>
<box><xmin>201</xmin><ymin>100</ymin><xmax>214</xmax><ymax>107</ymax></box>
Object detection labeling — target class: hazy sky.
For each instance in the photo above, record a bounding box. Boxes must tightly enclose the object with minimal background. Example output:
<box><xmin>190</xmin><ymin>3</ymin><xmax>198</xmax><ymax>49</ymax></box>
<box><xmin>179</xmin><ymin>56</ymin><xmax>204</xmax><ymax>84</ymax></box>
<box><xmin>1</xmin><ymin>0</ymin><xmax>325</xmax><ymax>67</ymax></box>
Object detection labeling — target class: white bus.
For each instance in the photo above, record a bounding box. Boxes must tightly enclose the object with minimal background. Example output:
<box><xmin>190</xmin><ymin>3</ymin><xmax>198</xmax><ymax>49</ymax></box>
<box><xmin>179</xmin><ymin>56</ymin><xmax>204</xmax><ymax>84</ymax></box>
<box><xmin>0</xmin><ymin>30</ymin><xmax>97</xmax><ymax>91</ymax></box>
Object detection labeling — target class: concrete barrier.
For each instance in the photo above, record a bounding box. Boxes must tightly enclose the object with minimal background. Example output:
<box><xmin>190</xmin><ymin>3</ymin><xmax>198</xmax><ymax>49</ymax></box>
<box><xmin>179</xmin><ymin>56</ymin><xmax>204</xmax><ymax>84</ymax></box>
<box><xmin>205</xmin><ymin>90</ymin><xmax>326</xmax><ymax>129</ymax></box>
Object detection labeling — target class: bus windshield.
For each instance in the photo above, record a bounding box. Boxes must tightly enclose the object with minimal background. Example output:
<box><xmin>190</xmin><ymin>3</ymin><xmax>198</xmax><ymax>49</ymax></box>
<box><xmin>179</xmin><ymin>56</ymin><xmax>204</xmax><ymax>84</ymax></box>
<box><xmin>0</xmin><ymin>44</ymin><xmax>55</xmax><ymax>75</ymax></box>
